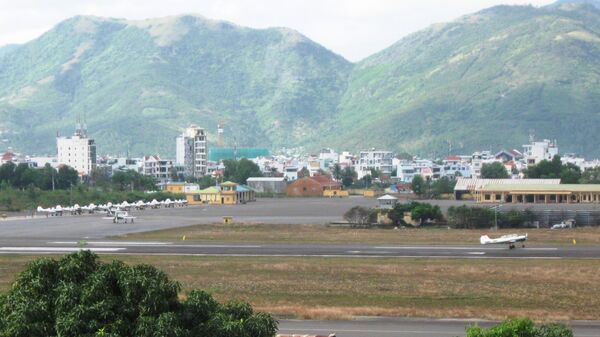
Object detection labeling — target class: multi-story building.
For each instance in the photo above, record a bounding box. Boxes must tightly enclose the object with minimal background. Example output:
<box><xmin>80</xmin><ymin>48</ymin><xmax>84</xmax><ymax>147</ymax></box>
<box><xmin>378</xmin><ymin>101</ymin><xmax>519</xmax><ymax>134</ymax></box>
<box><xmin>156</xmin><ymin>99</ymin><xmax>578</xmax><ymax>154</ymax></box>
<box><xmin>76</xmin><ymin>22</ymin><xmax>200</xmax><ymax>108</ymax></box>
<box><xmin>522</xmin><ymin>139</ymin><xmax>559</xmax><ymax>166</ymax></box>
<box><xmin>143</xmin><ymin>155</ymin><xmax>173</xmax><ymax>185</ymax></box>
<box><xmin>176</xmin><ymin>125</ymin><xmax>207</xmax><ymax>178</ymax></box>
<box><xmin>356</xmin><ymin>150</ymin><xmax>393</xmax><ymax>179</ymax></box>
<box><xmin>56</xmin><ymin>125</ymin><xmax>96</xmax><ymax>176</ymax></box>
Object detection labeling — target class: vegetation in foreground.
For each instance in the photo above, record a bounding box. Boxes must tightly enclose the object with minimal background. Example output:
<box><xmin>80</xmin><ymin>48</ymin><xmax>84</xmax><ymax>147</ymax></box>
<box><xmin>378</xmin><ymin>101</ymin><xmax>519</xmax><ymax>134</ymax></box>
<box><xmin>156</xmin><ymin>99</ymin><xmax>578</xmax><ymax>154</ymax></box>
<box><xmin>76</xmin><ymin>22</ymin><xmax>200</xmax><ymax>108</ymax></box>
<box><xmin>2</xmin><ymin>255</ymin><xmax>599</xmax><ymax>321</ymax></box>
<box><xmin>465</xmin><ymin>318</ymin><xmax>572</xmax><ymax>337</ymax></box>
<box><xmin>0</xmin><ymin>251</ymin><xmax>277</xmax><ymax>337</ymax></box>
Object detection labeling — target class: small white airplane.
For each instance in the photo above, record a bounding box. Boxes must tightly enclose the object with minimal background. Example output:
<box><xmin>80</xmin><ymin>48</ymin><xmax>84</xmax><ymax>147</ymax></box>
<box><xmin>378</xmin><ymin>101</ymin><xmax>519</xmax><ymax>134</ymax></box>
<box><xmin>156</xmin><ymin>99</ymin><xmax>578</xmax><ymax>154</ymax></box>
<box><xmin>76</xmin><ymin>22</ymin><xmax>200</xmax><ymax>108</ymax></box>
<box><xmin>480</xmin><ymin>233</ymin><xmax>528</xmax><ymax>249</ymax></box>
<box><xmin>37</xmin><ymin>206</ymin><xmax>57</xmax><ymax>216</ymax></box>
<box><xmin>102</xmin><ymin>210</ymin><xmax>136</xmax><ymax>223</ymax></box>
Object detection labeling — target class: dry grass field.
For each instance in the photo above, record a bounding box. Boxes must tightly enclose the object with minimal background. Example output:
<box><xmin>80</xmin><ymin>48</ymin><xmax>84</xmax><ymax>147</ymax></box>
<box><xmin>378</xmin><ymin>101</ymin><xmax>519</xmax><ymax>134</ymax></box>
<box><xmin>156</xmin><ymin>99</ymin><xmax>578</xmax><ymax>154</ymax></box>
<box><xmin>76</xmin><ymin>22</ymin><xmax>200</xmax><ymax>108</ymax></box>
<box><xmin>117</xmin><ymin>223</ymin><xmax>600</xmax><ymax>246</ymax></box>
<box><xmin>1</xmin><ymin>254</ymin><xmax>599</xmax><ymax>321</ymax></box>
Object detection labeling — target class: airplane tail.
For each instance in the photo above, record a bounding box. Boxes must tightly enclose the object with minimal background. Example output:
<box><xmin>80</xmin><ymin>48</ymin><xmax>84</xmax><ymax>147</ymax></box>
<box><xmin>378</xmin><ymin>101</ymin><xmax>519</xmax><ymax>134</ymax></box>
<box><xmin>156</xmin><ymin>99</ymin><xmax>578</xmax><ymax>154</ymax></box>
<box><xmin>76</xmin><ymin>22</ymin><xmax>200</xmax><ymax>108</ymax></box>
<box><xmin>480</xmin><ymin>235</ymin><xmax>491</xmax><ymax>245</ymax></box>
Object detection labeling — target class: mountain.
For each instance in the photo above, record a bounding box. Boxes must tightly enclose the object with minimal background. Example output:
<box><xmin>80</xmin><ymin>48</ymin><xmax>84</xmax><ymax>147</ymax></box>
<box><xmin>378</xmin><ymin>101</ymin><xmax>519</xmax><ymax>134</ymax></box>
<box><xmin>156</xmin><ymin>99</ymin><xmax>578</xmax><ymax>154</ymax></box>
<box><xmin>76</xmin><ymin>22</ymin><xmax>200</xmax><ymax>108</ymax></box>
<box><xmin>0</xmin><ymin>15</ymin><xmax>352</xmax><ymax>155</ymax></box>
<box><xmin>3</xmin><ymin>4</ymin><xmax>600</xmax><ymax>158</ymax></box>
<box><xmin>328</xmin><ymin>3</ymin><xmax>600</xmax><ymax>157</ymax></box>
<box><xmin>550</xmin><ymin>0</ymin><xmax>600</xmax><ymax>9</ymax></box>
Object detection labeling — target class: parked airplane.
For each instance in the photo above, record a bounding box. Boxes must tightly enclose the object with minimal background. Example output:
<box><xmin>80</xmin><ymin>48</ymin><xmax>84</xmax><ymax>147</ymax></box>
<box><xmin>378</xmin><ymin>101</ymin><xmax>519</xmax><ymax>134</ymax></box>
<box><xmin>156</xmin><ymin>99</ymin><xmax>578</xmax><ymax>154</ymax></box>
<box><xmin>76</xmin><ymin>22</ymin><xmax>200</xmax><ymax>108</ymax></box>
<box><xmin>480</xmin><ymin>233</ymin><xmax>528</xmax><ymax>249</ymax></box>
<box><xmin>102</xmin><ymin>210</ymin><xmax>136</xmax><ymax>224</ymax></box>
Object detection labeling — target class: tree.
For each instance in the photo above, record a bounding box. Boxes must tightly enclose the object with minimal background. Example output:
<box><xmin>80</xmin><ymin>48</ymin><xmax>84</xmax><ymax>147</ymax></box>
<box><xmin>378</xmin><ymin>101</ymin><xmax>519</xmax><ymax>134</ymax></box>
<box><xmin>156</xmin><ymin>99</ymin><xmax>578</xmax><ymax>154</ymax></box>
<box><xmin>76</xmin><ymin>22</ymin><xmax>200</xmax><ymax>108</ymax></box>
<box><xmin>359</xmin><ymin>174</ymin><xmax>372</xmax><ymax>188</ymax></box>
<box><xmin>429</xmin><ymin>177</ymin><xmax>456</xmax><ymax>198</ymax></box>
<box><xmin>298</xmin><ymin>167</ymin><xmax>310</xmax><ymax>178</ymax></box>
<box><xmin>411</xmin><ymin>175</ymin><xmax>425</xmax><ymax>197</ymax></box>
<box><xmin>0</xmin><ymin>251</ymin><xmax>277</xmax><ymax>337</ymax></box>
<box><xmin>341</xmin><ymin>167</ymin><xmax>356</xmax><ymax>187</ymax></box>
<box><xmin>332</xmin><ymin>163</ymin><xmax>342</xmax><ymax>181</ymax></box>
<box><xmin>410</xmin><ymin>203</ymin><xmax>443</xmax><ymax>225</ymax></box>
<box><xmin>112</xmin><ymin>170</ymin><xmax>156</xmax><ymax>191</ymax></box>
<box><xmin>343</xmin><ymin>206</ymin><xmax>375</xmax><ymax>227</ymax></box>
<box><xmin>480</xmin><ymin>162</ymin><xmax>509</xmax><ymax>179</ymax></box>
<box><xmin>581</xmin><ymin>166</ymin><xmax>600</xmax><ymax>184</ymax></box>
<box><xmin>524</xmin><ymin>155</ymin><xmax>581</xmax><ymax>183</ymax></box>
<box><xmin>223</xmin><ymin>158</ymin><xmax>262</xmax><ymax>184</ymax></box>
<box><xmin>55</xmin><ymin>165</ymin><xmax>79</xmax><ymax>189</ymax></box>
<box><xmin>447</xmin><ymin>205</ymin><xmax>495</xmax><ymax>229</ymax></box>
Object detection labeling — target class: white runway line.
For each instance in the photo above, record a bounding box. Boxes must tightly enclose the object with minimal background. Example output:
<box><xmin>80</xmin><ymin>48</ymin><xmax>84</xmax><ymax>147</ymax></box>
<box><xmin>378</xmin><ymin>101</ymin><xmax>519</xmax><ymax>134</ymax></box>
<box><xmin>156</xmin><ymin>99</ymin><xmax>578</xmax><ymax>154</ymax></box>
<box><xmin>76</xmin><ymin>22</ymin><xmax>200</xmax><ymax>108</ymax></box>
<box><xmin>0</xmin><ymin>247</ymin><xmax>126</xmax><ymax>252</ymax></box>
<box><xmin>375</xmin><ymin>246</ymin><xmax>504</xmax><ymax>250</ymax></box>
<box><xmin>50</xmin><ymin>241</ymin><xmax>171</xmax><ymax>245</ymax></box>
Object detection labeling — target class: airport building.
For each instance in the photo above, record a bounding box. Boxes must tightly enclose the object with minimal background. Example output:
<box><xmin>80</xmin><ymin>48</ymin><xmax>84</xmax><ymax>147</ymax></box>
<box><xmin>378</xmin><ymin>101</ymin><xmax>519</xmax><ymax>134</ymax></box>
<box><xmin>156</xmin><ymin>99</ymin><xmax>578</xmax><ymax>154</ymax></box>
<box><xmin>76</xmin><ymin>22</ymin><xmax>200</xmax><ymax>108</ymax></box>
<box><xmin>186</xmin><ymin>181</ymin><xmax>255</xmax><ymax>205</ymax></box>
<box><xmin>475</xmin><ymin>184</ymin><xmax>600</xmax><ymax>204</ymax></box>
<box><xmin>176</xmin><ymin>125</ymin><xmax>207</xmax><ymax>178</ymax></box>
<box><xmin>56</xmin><ymin>124</ymin><xmax>96</xmax><ymax>176</ymax></box>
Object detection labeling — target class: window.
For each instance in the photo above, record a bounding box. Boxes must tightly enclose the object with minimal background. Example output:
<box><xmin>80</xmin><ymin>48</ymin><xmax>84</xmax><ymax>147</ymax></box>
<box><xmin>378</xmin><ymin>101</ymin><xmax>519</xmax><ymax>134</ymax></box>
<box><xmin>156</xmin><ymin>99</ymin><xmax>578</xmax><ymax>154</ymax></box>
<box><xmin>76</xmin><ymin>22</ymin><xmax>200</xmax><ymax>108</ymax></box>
<box><xmin>484</xmin><ymin>194</ymin><xmax>491</xmax><ymax>201</ymax></box>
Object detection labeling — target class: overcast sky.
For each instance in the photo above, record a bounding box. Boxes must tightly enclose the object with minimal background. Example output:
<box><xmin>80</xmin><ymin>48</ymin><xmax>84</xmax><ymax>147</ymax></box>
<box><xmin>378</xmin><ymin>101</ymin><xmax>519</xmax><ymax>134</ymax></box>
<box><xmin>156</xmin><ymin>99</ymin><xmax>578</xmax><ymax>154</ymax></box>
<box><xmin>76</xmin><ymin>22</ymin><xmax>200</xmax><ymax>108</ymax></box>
<box><xmin>1</xmin><ymin>0</ymin><xmax>555</xmax><ymax>61</ymax></box>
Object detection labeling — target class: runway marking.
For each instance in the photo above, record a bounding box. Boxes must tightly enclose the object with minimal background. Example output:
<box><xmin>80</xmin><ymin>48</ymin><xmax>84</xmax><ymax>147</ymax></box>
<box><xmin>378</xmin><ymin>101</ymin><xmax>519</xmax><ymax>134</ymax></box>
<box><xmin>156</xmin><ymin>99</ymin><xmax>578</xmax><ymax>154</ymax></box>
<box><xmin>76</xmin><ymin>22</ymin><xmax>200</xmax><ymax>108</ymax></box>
<box><xmin>375</xmin><ymin>246</ymin><xmax>504</xmax><ymax>250</ymax></box>
<box><xmin>0</xmin><ymin>247</ymin><xmax>126</xmax><ymax>252</ymax></box>
<box><xmin>50</xmin><ymin>241</ymin><xmax>171</xmax><ymax>245</ymax></box>
<box><xmin>468</xmin><ymin>252</ymin><xmax>486</xmax><ymax>255</ymax></box>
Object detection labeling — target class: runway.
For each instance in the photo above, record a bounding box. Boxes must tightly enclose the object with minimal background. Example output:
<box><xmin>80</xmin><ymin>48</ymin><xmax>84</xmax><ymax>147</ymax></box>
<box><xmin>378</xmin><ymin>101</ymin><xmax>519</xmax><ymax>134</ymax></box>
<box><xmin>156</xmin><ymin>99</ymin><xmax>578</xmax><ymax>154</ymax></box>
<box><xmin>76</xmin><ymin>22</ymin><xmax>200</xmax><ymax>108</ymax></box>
<box><xmin>278</xmin><ymin>318</ymin><xmax>600</xmax><ymax>337</ymax></box>
<box><xmin>1</xmin><ymin>239</ymin><xmax>600</xmax><ymax>258</ymax></box>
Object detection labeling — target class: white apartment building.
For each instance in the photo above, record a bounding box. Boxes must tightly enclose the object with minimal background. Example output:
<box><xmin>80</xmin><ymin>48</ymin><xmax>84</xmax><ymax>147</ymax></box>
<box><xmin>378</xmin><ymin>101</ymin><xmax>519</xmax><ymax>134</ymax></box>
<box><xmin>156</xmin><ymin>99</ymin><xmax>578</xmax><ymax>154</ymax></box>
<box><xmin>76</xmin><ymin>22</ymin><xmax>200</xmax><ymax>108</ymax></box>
<box><xmin>143</xmin><ymin>155</ymin><xmax>173</xmax><ymax>184</ymax></box>
<box><xmin>356</xmin><ymin>150</ymin><xmax>393</xmax><ymax>179</ymax></box>
<box><xmin>176</xmin><ymin>125</ymin><xmax>207</xmax><ymax>178</ymax></box>
<box><xmin>56</xmin><ymin>125</ymin><xmax>96</xmax><ymax>176</ymax></box>
<box><xmin>523</xmin><ymin>139</ymin><xmax>559</xmax><ymax>166</ymax></box>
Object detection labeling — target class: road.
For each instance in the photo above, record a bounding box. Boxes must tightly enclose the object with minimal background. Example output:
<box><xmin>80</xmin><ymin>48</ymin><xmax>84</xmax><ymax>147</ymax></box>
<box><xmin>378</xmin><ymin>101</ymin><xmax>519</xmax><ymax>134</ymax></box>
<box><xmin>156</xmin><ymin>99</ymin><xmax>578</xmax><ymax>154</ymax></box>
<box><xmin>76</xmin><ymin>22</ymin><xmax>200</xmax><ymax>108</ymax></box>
<box><xmin>1</xmin><ymin>239</ymin><xmax>600</xmax><ymax>258</ymax></box>
<box><xmin>278</xmin><ymin>318</ymin><xmax>600</xmax><ymax>337</ymax></box>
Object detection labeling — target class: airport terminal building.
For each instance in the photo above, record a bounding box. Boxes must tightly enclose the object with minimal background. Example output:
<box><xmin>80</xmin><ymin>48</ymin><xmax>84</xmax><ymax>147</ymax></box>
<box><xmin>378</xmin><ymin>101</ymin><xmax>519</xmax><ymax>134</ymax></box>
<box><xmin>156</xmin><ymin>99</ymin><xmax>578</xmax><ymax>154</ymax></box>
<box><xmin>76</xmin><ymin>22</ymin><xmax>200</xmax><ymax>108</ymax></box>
<box><xmin>475</xmin><ymin>184</ymin><xmax>600</xmax><ymax>204</ymax></box>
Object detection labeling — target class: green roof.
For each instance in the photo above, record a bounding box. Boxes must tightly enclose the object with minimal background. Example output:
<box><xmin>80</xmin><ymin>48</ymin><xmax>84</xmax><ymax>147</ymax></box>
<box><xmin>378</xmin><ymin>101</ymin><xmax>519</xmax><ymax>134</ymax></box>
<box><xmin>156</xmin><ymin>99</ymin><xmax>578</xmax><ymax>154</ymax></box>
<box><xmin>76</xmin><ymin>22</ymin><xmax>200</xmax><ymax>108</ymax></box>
<box><xmin>221</xmin><ymin>181</ymin><xmax>237</xmax><ymax>186</ymax></box>
<box><xmin>481</xmin><ymin>184</ymin><xmax>600</xmax><ymax>193</ymax></box>
<box><xmin>199</xmin><ymin>186</ymin><xmax>219</xmax><ymax>193</ymax></box>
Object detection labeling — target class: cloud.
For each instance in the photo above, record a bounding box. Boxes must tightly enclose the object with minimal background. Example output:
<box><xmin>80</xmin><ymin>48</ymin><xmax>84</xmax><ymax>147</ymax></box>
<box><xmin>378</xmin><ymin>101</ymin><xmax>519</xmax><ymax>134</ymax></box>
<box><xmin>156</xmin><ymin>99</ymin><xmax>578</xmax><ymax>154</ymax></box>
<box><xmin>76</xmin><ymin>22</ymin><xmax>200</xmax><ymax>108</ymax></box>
<box><xmin>0</xmin><ymin>0</ymin><xmax>554</xmax><ymax>61</ymax></box>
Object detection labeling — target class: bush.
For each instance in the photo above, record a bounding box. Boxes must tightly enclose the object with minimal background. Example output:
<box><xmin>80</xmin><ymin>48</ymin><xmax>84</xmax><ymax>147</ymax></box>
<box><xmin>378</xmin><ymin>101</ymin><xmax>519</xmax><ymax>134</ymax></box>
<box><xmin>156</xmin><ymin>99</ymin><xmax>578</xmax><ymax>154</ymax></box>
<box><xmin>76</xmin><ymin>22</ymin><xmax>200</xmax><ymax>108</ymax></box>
<box><xmin>465</xmin><ymin>318</ymin><xmax>572</xmax><ymax>337</ymax></box>
<box><xmin>0</xmin><ymin>251</ymin><xmax>277</xmax><ymax>337</ymax></box>
<box><xmin>344</xmin><ymin>206</ymin><xmax>376</xmax><ymax>227</ymax></box>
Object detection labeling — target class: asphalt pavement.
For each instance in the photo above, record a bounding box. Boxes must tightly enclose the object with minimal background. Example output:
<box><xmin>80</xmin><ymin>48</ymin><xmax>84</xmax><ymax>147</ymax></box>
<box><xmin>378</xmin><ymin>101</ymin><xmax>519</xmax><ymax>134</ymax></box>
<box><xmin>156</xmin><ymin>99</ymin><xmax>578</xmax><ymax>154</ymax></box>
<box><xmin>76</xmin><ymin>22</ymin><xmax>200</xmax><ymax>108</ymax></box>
<box><xmin>278</xmin><ymin>318</ymin><xmax>600</xmax><ymax>337</ymax></box>
<box><xmin>1</xmin><ymin>239</ymin><xmax>599</xmax><ymax>258</ymax></box>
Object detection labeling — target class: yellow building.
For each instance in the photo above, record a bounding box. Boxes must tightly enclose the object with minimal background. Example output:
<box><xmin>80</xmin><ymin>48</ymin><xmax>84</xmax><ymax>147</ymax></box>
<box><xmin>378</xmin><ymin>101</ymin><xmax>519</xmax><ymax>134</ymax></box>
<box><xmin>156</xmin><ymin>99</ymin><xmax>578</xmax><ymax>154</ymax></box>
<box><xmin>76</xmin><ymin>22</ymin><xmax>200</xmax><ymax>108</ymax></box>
<box><xmin>476</xmin><ymin>184</ymin><xmax>600</xmax><ymax>204</ymax></box>
<box><xmin>165</xmin><ymin>182</ymin><xmax>199</xmax><ymax>194</ymax></box>
<box><xmin>324</xmin><ymin>189</ymin><xmax>349</xmax><ymax>198</ymax></box>
<box><xmin>186</xmin><ymin>181</ymin><xmax>255</xmax><ymax>205</ymax></box>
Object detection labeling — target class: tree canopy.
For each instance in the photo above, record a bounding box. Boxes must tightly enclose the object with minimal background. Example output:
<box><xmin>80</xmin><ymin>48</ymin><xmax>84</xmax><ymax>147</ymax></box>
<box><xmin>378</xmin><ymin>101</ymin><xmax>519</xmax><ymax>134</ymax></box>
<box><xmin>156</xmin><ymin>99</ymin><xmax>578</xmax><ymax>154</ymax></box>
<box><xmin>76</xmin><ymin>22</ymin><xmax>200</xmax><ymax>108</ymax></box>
<box><xmin>480</xmin><ymin>162</ymin><xmax>509</xmax><ymax>179</ymax></box>
<box><xmin>223</xmin><ymin>158</ymin><xmax>263</xmax><ymax>184</ymax></box>
<box><xmin>524</xmin><ymin>156</ymin><xmax>581</xmax><ymax>184</ymax></box>
<box><xmin>465</xmin><ymin>318</ymin><xmax>572</xmax><ymax>337</ymax></box>
<box><xmin>0</xmin><ymin>251</ymin><xmax>277</xmax><ymax>337</ymax></box>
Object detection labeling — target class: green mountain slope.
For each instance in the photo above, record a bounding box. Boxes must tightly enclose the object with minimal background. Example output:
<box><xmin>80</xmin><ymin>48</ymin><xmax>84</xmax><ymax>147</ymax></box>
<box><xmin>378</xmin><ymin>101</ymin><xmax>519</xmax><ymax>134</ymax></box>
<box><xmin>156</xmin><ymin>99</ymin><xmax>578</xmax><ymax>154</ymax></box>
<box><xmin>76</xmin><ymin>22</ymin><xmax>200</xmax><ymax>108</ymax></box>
<box><xmin>0</xmin><ymin>15</ymin><xmax>351</xmax><ymax>155</ymax></box>
<box><xmin>3</xmin><ymin>2</ymin><xmax>600</xmax><ymax>158</ymax></box>
<box><xmin>330</xmin><ymin>3</ymin><xmax>600</xmax><ymax>157</ymax></box>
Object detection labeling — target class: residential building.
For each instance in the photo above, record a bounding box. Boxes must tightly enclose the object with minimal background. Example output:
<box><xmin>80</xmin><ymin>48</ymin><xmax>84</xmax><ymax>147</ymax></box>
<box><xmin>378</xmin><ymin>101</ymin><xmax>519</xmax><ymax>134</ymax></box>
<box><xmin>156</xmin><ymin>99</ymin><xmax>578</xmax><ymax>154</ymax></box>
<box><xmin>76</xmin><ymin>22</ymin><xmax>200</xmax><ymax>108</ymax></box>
<box><xmin>356</xmin><ymin>150</ymin><xmax>393</xmax><ymax>179</ymax></box>
<box><xmin>522</xmin><ymin>139</ymin><xmax>559</xmax><ymax>166</ymax></box>
<box><xmin>142</xmin><ymin>155</ymin><xmax>173</xmax><ymax>184</ymax></box>
<box><xmin>284</xmin><ymin>166</ymin><xmax>299</xmax><ymax>181</ymax></box>
<box><xmin>176</xmin><ymin>125</ymin><xmax>207</xmax><ymax>178</ymax></box>
<box><xmin>56</xmin><ymin>124</ymin><xmax>96</xmax><ymax>176</ymax></box>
